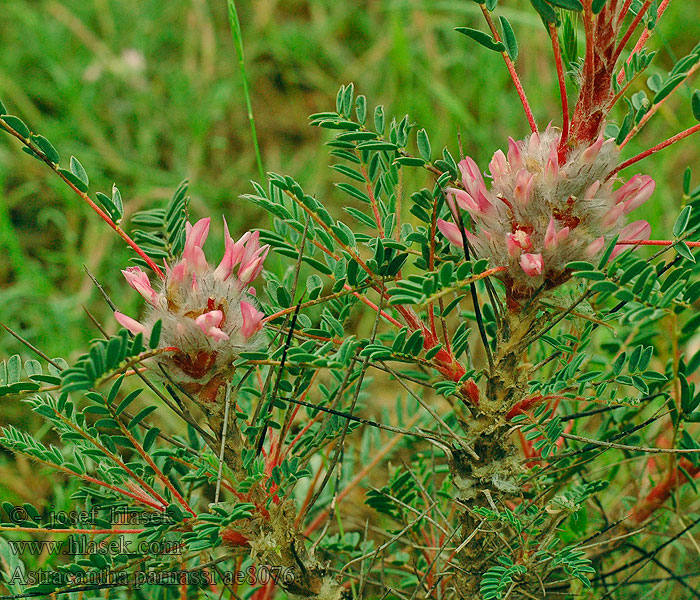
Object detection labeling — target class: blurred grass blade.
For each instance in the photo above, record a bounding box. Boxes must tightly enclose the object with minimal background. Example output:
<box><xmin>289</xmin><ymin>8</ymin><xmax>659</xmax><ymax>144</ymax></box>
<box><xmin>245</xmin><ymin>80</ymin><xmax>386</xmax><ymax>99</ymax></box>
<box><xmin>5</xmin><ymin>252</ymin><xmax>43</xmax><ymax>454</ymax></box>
<box><xmin>227</xmin><ymin>0</ymin><xmax>265</xmax><ymax>182</ymax></box>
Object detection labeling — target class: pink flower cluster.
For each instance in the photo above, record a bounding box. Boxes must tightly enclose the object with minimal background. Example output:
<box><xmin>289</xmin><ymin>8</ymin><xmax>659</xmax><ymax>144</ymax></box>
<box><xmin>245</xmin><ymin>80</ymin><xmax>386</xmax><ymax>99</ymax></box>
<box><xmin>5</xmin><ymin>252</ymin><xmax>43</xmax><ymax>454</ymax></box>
<box><xmin>437</xmin><ymin>126</ymin><xmax>653</xmax><ymax>296</ymax></box>
<box><xmin>115</xmin><ymin>217</ymin><xmax>268</xmax><ymax>382</ymax></box>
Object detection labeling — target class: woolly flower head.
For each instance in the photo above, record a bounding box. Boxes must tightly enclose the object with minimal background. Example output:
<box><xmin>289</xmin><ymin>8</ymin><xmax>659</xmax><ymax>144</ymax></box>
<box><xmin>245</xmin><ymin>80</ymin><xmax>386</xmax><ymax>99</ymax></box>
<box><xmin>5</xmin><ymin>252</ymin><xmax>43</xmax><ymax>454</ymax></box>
<box><xmin>437</xmin><ymin>126</ymin><xmax>654</xmax><ymax>299</ymax></box>
<box><xmin>115</xmin><ymin>217</ymin><xmax>269</xmax><ymax>390</ymax></box>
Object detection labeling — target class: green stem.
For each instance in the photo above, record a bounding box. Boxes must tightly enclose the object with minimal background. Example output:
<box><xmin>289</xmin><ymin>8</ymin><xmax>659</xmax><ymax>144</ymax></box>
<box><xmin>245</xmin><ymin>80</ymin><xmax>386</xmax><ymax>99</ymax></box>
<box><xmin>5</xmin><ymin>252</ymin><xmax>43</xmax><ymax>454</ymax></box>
<box><xmin>226</xmin><ymin>0</ymin><xmax>265</xmax><ymax>182</ymax></box>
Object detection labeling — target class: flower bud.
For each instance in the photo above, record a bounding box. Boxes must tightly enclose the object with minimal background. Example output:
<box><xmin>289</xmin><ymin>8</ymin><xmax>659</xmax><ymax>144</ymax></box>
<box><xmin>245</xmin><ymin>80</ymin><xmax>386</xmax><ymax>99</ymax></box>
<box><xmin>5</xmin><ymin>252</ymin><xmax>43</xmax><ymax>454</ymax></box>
<box><xmin>520</xmin><ymin>253</ymin><xmax>544</xmax><ymax>277</ymax></box>
<box><xmin>122</xmin><ymin>266</ymin><xmax>159</xmax><ymax>305</ymax></box>
<box><xmin>610</xmin><ymin>220</ymin><xmax>651</xmax><ymax>259</ymax></box>
<box><xmin>489</xmin><ymin>149</ymin><xmax>508</xmax><ymax>182</ymax></box>
<box><xmin>507</xmin><ymin>137</ymin><xmax>524</xmax><ymax>170</ymax></box>
<box><xmin>544</xmin><ymin>217</ymin><xmax>570</xmax><ymax>250</ymax></box>
<box><xmin>614</xmin><ymin>175</ymin><xmax>655</xmax><ymax>214</ymax></box>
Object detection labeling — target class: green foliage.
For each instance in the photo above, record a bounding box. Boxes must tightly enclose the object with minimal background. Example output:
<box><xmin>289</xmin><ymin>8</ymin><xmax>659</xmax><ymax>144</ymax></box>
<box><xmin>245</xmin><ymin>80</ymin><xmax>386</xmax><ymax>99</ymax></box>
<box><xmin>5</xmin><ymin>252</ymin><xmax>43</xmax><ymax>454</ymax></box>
<box><xmin>131</xmin><ymin>181</ymin><xmax>189</xmax><ymax>266</ymax></box>
<box><xmin>60</xmin><ymin>329</ymin><xmax>147</xmax><ymax>392</ymax></box>
<box><xmin>455</xmin><ymin>27</ymin><xmax>506</xmax><ymax>53</ymax></box>
<box><xmin>480</xmin><ymin>560</ymin><xmax>527</xmax><ymax>599</ymax></box>
<box><xmin>499</xmin><ymin>16</ymin><xmax>519</xmax><ymax>60</ymax></box>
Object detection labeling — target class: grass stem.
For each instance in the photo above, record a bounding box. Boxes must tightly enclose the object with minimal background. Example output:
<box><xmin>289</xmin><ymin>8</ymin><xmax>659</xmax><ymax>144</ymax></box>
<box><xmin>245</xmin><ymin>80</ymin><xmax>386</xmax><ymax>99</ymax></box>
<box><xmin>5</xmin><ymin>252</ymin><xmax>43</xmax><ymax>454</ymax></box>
<box><xmin>227</xmin><ymin>0</ymin><xmax>265</xmax><ymax>182</ymax></box>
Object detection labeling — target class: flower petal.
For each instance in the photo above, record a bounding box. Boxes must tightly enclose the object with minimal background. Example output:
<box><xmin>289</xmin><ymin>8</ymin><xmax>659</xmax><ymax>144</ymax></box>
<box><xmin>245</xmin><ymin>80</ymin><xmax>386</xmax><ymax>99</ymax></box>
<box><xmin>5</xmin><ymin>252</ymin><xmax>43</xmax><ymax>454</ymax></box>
<box><xmin>114</xmin><ymin>311</ymin><xmax>148</xmax><ymax>336</ymax></box>
<box><xmin>437</xmin><ymin>219</ymin><xmax>464</xmax><ymax>248</ymax></box>
<box><xmin>520</xmin><ymin>253</ymin><xmax>544</xmax><ymax>277</ymax></box>
<box><xmin>240</xmin><ymin>301</ymin><xmax>264</xmax><ymax>339</ymax></box>
<box><xmin>183</xmin><ymin>217</ymin><xmax>211</xmax><ymax>272</ymax></box>
<box><xmin>586</xmin><ymin>236</ymin><xmax>606</xmax><ymax>257</ymax></box>
<box><xmin>507</xmin><ymin>137</ymin><xmax>524</xmax><ymax>170</ymax></box>
<box><xmin>122</xmin><ymin>266</ymin><xmax>159</xmax><ymax>305</ymax></box>
<box><xmin>610</xmin><ymin>220</ymin><xmax>652</xmax><ymax>259</ymax></box>
<box><xmin>489</xmin><ymin>149</ymin><xmax>507</xmax><ymax>182</ymax></box>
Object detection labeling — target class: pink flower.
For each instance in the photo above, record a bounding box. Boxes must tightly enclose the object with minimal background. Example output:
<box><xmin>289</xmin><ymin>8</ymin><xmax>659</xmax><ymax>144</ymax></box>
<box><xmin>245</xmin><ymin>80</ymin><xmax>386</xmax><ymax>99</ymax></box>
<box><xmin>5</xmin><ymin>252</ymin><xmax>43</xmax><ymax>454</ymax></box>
<box><xmin>506</xmin><ymin>230</ymin><xmax>532</xmax><ymax>258</ymax></box>
<box><xmin>614</xmin><ymin>175</ymin><xmax>655</xmax><ymax>214</ymax></box>
<box><xmin>619</xmin><ymin>219</ymin><xmax>651</xmax><ymax>240</ymax></box>
<box><xmin>489</xmin><ymin>149</ymin><xmax>508</xmax><ymax>182</ymax></box>
<box><xmin>544</xmin><ymin>146</ymin><xmax>559</xmax><ymax>182</ymax></box>
<box><xmin>586</xmin><ymin>236</ymin><xmax>606</xmax><ymax>257</ymax></box>
<box><xmin>114</xmin><ymin>311</ymin><xmax>148</xmax><ymax>336</ymax></box>
<box><xmin>527</xmin><ymin>132</ymin><xmax>541</xmax><ymax>154</ymax></box>
<box><xmin>437</xmin><ymin>219</ymin><xmax>481</xmax><ymax>249</ymax></box>
<box><xmin>610</xmin><ymin>220</ymin><xmax>651</xmax><ymax>259</ymax></box>
<box><xmin>115</xmin><ymin>217</ymin><xmax>269</xmax><ymax>389</ymax></box>
<box><xmin>520</xmin><ymin>253</ymin><xmax>544</xmax><ymax>277</ymax></box>
<box><xmin>214</xmin><ymin>219</ymin><xmax>250</xmax><ymax>281</ymax></box>
<box><xmin>240</xmin><ymin>301</ymin><xmax>264</xmax><ymax>339</ymax></box>
<box><xmin>195</xmin><ymin>310</ymin><xmax>229</xmax><ymax>342</ymax></box>
<box><xmin>513</xmin><ymin>169</ymin><xmax>534</xmax><ymax>206</ymax></box>
<box><xmin>437</xmin><ymin>219</ymin><xmax>465</xmax><ymax>247</ymax></box>
<box><xmin>544</xmin><ymin>217</ymin><xmax>570</xmax><ymax>250</ymax></box>
<box><xmin>507</xmin><ymin>137</ymin><xmax>524</xmax><ymax>170</ymax></box>
<box><xmin>170</xmin><ymin>260</ymin><xmax>187</xmax><ymax>284</ymax></box>
<box><xmin>238</xmin><ymin>233</ymin><xmax>270</xmax><ymax>287</ymax></box>
<box><xmin>602</xmin><ymin>203</ymin><xmax>625</xmax><ymax>228</ymax></box>
<box><xmin>446</xmin><ymin>187</ymin><xmax>493</xmax><ymax>219</ymax></box>
<box><xmin>183</xmin><ymin>217</ymin><xmax>211</xmax><ymax>273</ymax></box>
<box><xmin>583</xmin><ymin>180</ymin><xmax>601</xmax><ymax>202</ymax></box>
<box><xmin>121</xmin><ymin>266</ymin><xmax>159</xmax><ymax>305</ymax></box>
<box><xmin>581</xmin><ymin>133</ymin><xmax>605</xmax><ymax>163</ymax></box>
<box><xmin>458</xmin><ymin>157</ymin><xmax>488</xmax><ymax>200</ymax></box>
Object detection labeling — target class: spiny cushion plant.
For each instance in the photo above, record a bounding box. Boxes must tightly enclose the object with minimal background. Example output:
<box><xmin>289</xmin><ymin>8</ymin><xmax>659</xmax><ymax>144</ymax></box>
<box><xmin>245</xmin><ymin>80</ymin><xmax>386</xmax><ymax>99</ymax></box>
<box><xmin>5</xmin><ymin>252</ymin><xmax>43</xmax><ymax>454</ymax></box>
<box><xmin>2</xmin><ymin>1</ymin><xmax>700</xmax><ymax>599</ymax></box>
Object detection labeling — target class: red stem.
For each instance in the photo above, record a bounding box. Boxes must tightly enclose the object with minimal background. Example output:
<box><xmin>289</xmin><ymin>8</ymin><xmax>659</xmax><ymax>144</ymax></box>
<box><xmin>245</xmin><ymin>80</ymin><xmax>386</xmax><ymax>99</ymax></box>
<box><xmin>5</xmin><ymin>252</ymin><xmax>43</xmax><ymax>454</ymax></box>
<box><xmin>611</xmin><ymin>123</ymin><xmax>700</xmax><ymax>176</ymax></box>
<box><xmin>616</xmin><ymin>0</ymin><xmax>634</xmax><ymax>26</ymax></box>
<box><xmin>480</xmin><ymin>5</ymin><xmax>538</xmax><ymax>134</ymax></box>
<box><xmin>630</xmin><ymin>458</ymin><xmax>700</xmax><ymax>524</ymax></box>
<box><xmin>611</xmin><ymin>0</ymin><xmax>653</xmax><ymax>66</ymax></box>
<box><xmin>550</xmin><ymin>23</ymin><xmax>571</xmax><ymax>162</ymax></box>
<box><xmin>581</xmin><ymin>3</ymin><xmax>596</xmax><ymax>116</ymax></box>
<box><xmin>361</xmin><ymin>164</ymin><xmax>385</xmax><ymax>237</ymax></box>
<box><xmin>618</xmin><ymin>239</ymin><xmax>700</xmax><ymax>248</ymax></box>
<box><xmin>507</xmin><ymin>394</ymin><xmax>544</xmax><ymax>421</ymax></box>
<box><xmin>0</xmin><ymin>121</ymin><xmax>166</xmax><ymax>279</ymax></box>
<box><xmin>615</xmin><ymin>0</ymin><xmax>671</xmax><ymax>85</ymax></box>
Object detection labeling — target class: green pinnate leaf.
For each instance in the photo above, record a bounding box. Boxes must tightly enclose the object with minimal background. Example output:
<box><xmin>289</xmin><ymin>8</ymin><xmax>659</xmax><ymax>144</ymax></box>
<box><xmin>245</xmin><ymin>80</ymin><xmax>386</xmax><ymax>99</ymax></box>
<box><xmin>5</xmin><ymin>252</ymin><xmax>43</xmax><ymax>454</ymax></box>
<box><xmin>674</xmin><ymin>205</ymin><xmax>692</xmax><ymax>237</ymax></box>
<box><xmin>30</xmin><ymin>135</ymin><xmax>59</xmax><ymax>163</ymax></box>
<box><xmin>416</xmin><ymin>128</ymin><xmax>431</xmax><ymax>161</ymax></box>
<box><xmin>355</xmin><ymin>95</ymin><xmax>367</xmax><ymax>124</ymax></box>
<box><xmin>128</xmin><ymin>405</ymin><xmax>157</xmax><ymax>430</ymax></box>
<box><xmin>692</xmin><ymin>90</ymin><xmax>700</xmax><ymax>121</ymax></box>
<box><xmin>374</xmin><ymin>105</ymin><xmax>385</xmax><ymax>134</ymax></box>
<box><xmin>653</xmin><ymin>73</ymin><xmax>686</xmax><ymax>104</ymax></box>
<box><xmin>149</xmin><ymin>320</ymin><xmax>162</xmax><ymax>349</ymax></box>
<box><xmin>69</xmin><ymin>156</ymin><xmax>89</xmax><ymax>188</ymax></box>
<box><xmin>95</xmin><ymin>192</ymin><xmax>121</xmax><ymax>221</ymax></box>
<box><xmin>499</xmin><ymin>16</ymin><xmax>518</xmax><ymax>60</ymax></box>
<box><xmin>546</xmin><ymin>0</ymin><xmax>583</xmax><ymax>11</ymax></box>
<box><xmin>2</xmin><ymin>115</ymin><xmax>30</xmax><ymax>138</ymax></box>
<box><xmin>530</xmin><ymin>0</ymin><xmax>559</xmax><ymax>23</ymax></box>
<box><xmin>676</xmin><ymin>241</ymin><xmax>696</xmax><ymax>262</ymax></box>
<box><xmin>455</xmin><ymin>27</ymin><xmax>506</xmax><ymax>52</ymax></box>
<box><xmin>58</xmin><ymin>168</ymin><xmax>88</xmax><ymax>193</ymax></box>
<box><xmin>112</xmin><ymin>184</ymin><xmax>124</xmax><ymax>216</ymax></box>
